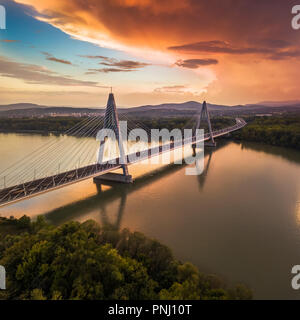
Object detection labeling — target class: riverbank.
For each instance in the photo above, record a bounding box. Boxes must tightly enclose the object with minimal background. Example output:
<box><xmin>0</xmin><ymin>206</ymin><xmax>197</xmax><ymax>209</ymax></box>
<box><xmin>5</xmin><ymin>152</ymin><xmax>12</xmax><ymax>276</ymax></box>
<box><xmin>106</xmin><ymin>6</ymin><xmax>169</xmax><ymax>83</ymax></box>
<box><xmin>232</xmin><ymin>116</ymin><xmax>300</xmax><ymax>150</ymax></box>
<box><xmin>0</xmin><ymin>117</ymin><xmax>83</xmax><ymax>135</ymax></box>
<box><xmin>1</xmin><ymin>115</ymin><xmax>299</xmax><ymax>150</ymax></box>
<box><xmin>0</xmin><ymin>216</ymin><xmax>252</xmax><ymax>300</ymax></box>
<box><xmin>0</xmin><ymin>116</ymin><xmax>236</xmax><ymax>136</ymax></box>
<box><xmin>0</xmin><ymin>129</ymin><xmax>62</xmax><ymax>135</ymax></box>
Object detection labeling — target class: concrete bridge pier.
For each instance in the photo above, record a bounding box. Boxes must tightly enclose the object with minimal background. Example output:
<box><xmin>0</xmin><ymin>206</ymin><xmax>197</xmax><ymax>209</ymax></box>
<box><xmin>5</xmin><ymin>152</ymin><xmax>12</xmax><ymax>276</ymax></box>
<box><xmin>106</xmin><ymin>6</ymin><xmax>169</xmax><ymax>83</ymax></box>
<box><xmin>93</xmin><ymin>172</ymin><xmax>133</xmax><ymax>185</ymax></box>
<box><xmin>192</xmin><ymin>140</ymin><xmax>217</xmax><ymax>150</ymax></box>
<box><xmin>204</xmin><ymin>141</ymin><xmax>217</xmax><ymax>147</ymax></box>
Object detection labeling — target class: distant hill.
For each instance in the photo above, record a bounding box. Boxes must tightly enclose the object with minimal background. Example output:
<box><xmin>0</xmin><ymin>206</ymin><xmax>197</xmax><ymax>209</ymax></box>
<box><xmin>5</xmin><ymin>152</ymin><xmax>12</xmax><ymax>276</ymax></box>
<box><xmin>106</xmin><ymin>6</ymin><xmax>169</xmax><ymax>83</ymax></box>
<box><xmin>0</xmin><ymin>106</ymin><xmax>105</xmax><ymax>118</ymax></box>
<box><xmin>253</xmin><ymin>101</ymin><xmax>300</xmax><ymax>107</ymax></box>
<box><xmin>120</xmin><ymin>101</ymin><xmax>300</xmax><ymax>118</ymax></box>
<box><xmin>0</xmin><ymin>103</ymin><xmax>48</xmax><ymax>112</ymax></box>
<box><xmin>123</xmin><ymin>101</ymin><xmax>233</xmax><ymax>112</ymax></box>
<box><xmin>0</xmin><ymin>101</ymin><xmax>299</xmax><ymax>118</ymax></box>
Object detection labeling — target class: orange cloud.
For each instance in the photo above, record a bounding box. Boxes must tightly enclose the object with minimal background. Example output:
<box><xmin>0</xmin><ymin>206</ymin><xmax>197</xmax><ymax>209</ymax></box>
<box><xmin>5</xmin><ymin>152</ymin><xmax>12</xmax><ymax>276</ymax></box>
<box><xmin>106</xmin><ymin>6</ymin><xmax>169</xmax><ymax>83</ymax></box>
<box><xmin>15</xmin><ymin>0</ymin><xmax>300</xmax><ymax>51</ymax></box>
<box><xmin>175</xmin><ymin>59</ymin><xmax>218</xmax><ymax>69</ymax></box>
<box><xmin>13</xmin><ymin>0</ymin><xmax>300</xmax><ymax>104</ymax></box>
<box><xmin>110</xmin><ymin>0</ymin><xmax>190</xmax><ymax>13</ymax></box>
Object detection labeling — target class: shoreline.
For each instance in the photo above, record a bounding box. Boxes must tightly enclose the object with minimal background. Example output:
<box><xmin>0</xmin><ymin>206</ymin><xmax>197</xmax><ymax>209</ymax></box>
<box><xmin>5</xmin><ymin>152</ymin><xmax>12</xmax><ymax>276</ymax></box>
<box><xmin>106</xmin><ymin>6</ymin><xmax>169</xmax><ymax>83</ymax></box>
<box><xmin>0</xmin><ymin>129</ymin><xmax>75</xmax><ymax>136</ymax></box>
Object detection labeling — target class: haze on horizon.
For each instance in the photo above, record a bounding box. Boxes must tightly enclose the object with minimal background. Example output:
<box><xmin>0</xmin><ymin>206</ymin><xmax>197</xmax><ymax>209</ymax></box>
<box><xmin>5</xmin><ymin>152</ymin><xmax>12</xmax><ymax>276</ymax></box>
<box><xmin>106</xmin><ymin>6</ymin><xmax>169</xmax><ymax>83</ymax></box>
<box><xmin>0</xmin><ymin>0</ymin><xmax>300</xmax><ymax>107</ymax></box>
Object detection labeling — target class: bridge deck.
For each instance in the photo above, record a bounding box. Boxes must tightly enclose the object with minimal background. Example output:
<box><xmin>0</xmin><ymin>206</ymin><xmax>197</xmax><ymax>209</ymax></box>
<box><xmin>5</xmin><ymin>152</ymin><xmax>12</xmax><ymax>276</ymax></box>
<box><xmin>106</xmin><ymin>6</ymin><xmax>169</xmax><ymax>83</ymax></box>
<box><xmin>0</xmin><ymin>118</ymin><xmax>246</xmax><ymax>207</ymax></box>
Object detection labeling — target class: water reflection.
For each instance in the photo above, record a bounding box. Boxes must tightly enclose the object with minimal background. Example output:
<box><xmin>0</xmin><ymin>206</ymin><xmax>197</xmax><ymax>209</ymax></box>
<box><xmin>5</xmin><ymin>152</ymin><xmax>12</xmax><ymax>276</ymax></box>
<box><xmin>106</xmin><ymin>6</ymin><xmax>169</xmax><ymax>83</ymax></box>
<box><xmin>97</xmin><ymin>183</ymin><xmax>127</xmax><ymax>230</ymax></box>
<box><xmin>239</xmin><ymin>141</ymin><xmax>300</xmax><ymax>165</ymax></box>
<box><xmin>197</xmin><ymin>149</ymin><xmax>213</xmax><ymax>190</ymax></box>
<box><xmin>45</xmin><ymin>159</ymin><xmax>188</xmax><ymax>226</ymax></box>
<box><xmin>296</xmin><ymin>200</ymin><xmax>300</xmax><ymax>226</ymax></box>
<box><xmin>45</xmin><ymin>144</ymin><xmax>222</xmax><ymax>229</ymax></box>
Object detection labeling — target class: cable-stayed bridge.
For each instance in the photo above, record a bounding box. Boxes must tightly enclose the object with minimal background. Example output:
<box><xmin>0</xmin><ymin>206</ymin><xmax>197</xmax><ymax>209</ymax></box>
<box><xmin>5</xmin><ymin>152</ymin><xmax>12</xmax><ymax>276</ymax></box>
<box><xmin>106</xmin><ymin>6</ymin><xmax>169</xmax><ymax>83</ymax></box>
<box><xmin>0</xmin><ymin>93</ymin><xmax>246</xmax><ymax>207</ymax></box>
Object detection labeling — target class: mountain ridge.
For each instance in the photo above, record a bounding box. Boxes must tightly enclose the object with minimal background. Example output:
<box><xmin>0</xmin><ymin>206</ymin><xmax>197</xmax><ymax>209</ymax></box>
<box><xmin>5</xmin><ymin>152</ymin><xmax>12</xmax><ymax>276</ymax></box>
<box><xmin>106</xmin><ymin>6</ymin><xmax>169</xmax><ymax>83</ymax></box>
<box><xmin>0</xmin><ymin>101</ymin><xmax>299</xmax><ymax>118</ymax></box>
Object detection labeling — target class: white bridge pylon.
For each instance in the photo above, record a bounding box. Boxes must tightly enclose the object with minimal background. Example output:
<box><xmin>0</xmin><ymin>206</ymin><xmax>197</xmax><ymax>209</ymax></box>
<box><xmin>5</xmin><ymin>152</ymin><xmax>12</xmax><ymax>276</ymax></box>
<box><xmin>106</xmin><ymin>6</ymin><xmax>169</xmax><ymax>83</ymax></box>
<box><xmin>96</xmin><ymin>93</ymin><xmax>132</xmax><ymax>184</ymax></box>
<box><xmin>194</xmin><ymin>100</ymin><xmax>216</xmax><ymax>148</ymax></box>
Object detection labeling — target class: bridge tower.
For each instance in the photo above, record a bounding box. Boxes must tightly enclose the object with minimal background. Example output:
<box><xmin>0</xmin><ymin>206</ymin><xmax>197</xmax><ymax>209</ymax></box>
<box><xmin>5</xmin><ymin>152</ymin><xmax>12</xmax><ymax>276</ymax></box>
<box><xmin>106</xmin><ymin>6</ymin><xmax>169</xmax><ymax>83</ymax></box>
<box><xmin>95</xmin><ymin>93</ymin><xmax>133</xmax><ymax>184</ymax></box>
<box><xmin>194</xmin><ymin>101</ymin><xmax>216</xmax><ymax>148</ymax></box>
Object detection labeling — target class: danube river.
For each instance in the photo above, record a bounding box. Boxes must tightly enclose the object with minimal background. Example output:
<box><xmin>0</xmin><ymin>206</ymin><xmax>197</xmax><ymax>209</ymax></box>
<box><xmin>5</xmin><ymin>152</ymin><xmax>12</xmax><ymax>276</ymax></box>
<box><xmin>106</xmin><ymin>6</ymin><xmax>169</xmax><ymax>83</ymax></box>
<box><xmin>0</xmin><ymin>132</ymin><xmax>300</xmax><ymax>299</ymax></box>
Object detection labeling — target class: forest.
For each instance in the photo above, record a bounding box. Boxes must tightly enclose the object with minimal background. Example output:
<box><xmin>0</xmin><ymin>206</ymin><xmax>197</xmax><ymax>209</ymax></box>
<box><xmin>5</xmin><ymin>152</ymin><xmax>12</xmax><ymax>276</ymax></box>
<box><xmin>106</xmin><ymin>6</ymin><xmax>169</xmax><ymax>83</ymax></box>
<box><xmin>0</xmin><ymin>116</ymin><xmax>236</xmax><ymax>134</ymax></box>
<box><xmin>233</xmin><ymin>116</ymin><xmax>300</xmax><ymax>150</ymax></box>
<box><xmin>0</xmin><ymin>216</ymin><xmax>252</xmax><ymax>300</ymax></box>
<box><xmin>0</xmin><ymin>117</ymin><xmax>83</xmax><ymax>133</ymax></box>
<box><xmin>1</xmin><ymin>115</ymin><xmax>299</xmax><ymax>150</ymax></box>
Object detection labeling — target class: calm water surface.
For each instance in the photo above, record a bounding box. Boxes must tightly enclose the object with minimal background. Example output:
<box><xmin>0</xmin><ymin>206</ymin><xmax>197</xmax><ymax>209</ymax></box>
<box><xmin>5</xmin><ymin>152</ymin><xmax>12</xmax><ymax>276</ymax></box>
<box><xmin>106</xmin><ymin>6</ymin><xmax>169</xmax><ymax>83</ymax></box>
<box><xmin>0</xmin><ymin>132</ymin><xmax>300</xmax><ymax>299</ymax></box>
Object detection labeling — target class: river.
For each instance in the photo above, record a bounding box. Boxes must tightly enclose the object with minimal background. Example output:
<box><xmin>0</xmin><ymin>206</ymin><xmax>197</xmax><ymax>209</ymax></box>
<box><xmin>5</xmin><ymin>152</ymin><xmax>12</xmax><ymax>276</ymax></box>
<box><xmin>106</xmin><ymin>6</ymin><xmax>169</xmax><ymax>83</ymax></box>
<box><xmin>0</xmin><ymin>132</ymin><xmax>300</xmax><ymax>299</ymax></box>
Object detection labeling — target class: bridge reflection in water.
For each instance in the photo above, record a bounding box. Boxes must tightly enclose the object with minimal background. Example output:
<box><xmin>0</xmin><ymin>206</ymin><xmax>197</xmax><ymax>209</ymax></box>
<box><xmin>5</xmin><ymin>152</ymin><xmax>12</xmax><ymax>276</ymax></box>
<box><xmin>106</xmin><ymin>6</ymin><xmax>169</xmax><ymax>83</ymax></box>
<box><xmin>44</xmin><ymin>143</ymin><xmax>225</xmax><ymax>228</ymax></box>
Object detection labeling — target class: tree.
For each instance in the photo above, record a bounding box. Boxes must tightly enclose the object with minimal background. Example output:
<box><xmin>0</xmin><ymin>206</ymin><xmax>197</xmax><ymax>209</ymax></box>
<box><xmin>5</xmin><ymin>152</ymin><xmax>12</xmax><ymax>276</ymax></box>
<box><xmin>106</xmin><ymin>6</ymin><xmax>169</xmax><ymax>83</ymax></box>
<box><xmin>0</xmin><ymin>217</ymin><xmax>252</xmax><ymax>300</ymax></box>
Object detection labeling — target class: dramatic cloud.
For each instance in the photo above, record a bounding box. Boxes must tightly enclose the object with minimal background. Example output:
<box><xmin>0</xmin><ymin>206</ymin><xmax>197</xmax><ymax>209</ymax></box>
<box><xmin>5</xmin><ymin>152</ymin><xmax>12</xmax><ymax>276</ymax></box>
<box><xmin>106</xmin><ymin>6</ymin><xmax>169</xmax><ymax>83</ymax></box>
<box><xmin>42</xmin><ymin>52</ymin><xmax>73</xmax><ymax>65</ymax></box>
<box><xmin>169</xmin><ymin>40</ymin><xmax>300</xmax><ymax>60</ymax></box>
<box><xmin>81</xmin><ymin>55</ymin><xmax>149</xmax><ymax>73</ymax></box>
<box><xmin>170</xmin><ymin>40</ymin><xmax>271</xmax><ymax>55</ymax></box>
<box><xmin>12</xmin><ymin>0</ymin><xmax>300</xmax><ymax>104</ymax></box>
<box><xmin>0</xmin><ymin>56</ymin><xmax>101</xmax><ymax>87</ymax></box>
<box><xmin>14</xmin><ymin>0</ymin><xmax>300</xmax><ymax>51</ymax></box>
<box><xmin>175</xmin><ymin>58</ymin><xmax>218</xmax><ymax>69</ymax></box>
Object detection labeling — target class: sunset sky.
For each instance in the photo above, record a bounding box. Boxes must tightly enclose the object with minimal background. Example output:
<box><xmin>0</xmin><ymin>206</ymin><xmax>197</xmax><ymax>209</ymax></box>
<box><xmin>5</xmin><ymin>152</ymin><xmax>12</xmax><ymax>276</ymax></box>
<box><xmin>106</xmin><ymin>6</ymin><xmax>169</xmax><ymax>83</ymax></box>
<box><xmin>0</xmin><ymin>0</ymin><xmax>300</xmax><ymax>107</ymax></box>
